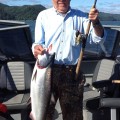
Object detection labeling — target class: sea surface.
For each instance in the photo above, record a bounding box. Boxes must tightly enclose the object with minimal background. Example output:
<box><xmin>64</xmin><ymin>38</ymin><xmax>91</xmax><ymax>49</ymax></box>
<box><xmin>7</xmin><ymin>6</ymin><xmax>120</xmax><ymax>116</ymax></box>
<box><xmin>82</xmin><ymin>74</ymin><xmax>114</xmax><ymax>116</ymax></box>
<box><xmin>24</xmin><ymin>20</ymin><xmax>120</xmax><ymax>42</ymax></box>
<box><xmin>24</xmin><ymin>20</ymin><xmax>120</xmax><ymax>56</ymax></box>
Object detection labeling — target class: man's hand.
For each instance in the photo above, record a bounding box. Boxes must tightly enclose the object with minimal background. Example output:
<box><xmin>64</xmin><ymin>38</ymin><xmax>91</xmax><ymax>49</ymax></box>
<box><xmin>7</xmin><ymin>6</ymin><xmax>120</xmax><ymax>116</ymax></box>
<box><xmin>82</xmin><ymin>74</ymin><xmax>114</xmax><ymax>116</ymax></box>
<box><xmin>34</xmin><ymin>45</ymin><xmax>45</xmax><ymax>59</ymax></box>
<box><xmin>89</xmin><ymin>8</ymin><xmax>99</xmax><ymax>24</ymax></box>
<box><xmin>88</xmin><ymin>8</ymin><xmax>104</xmax><ymax>37</ymax></box>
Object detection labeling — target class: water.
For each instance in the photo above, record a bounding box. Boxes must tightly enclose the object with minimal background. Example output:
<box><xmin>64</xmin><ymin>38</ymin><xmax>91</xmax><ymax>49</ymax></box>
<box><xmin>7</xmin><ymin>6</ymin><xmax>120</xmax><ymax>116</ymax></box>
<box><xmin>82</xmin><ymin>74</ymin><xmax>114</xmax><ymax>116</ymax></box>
<box><xmin>25</xmin><ymin>20</ymin><xmax>120</xmax><ymax>56</ymax></box>
<box><xmin>25</xmin><ymin>20</ymin><xmax>35</xmax><ymax>42</ymax></box>
<box><xmin>101</xmin><ymin>21</ymin><xmax>120</xmax><ymax>26</ymax></box>
<box><xmin>25</xmin><ymin>20</ymin><xmax>120</xmax><ymax>42</ymax></box>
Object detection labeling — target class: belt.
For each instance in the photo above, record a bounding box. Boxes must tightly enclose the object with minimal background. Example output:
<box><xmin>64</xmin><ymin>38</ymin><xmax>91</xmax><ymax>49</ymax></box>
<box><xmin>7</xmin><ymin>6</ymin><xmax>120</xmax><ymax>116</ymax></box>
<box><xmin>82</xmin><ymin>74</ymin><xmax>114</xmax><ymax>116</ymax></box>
<box><xmin>53</xmin><ymin>64</ymin><xmax>76</xmax><ymax>69</ymax></box>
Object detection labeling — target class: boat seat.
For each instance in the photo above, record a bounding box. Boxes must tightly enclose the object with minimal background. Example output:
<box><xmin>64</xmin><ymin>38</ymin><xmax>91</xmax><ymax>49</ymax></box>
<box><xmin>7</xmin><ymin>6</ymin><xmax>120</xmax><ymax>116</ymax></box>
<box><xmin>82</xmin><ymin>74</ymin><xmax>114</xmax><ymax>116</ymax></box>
<box><xmin>92</xmin><ymin>58</ymin><xmax>120</xmax><ymax>120</ymax></box>
<box><xmin>84</xmin><ymin>59</ymin><xmax>116</xmax><ymax>109</ymax></box>
<box><xmin>83</xmin><ymin>59</ymin><xmax>119</xmax><ymax>120</ymax></box>
<box><xmin>0</xmin><ymin>61</ymin><xmax>33</xmax><ymax>111</ymax></box>
<box><xmin>92</xmin><ymin>59</ymin><xmax>119</xmax><ymax>88</ymax></box>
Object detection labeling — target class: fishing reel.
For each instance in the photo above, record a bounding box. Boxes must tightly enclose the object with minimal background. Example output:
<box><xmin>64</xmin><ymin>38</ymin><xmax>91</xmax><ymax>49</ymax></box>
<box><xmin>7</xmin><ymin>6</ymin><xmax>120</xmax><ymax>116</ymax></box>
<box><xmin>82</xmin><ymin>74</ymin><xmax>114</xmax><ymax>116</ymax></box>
<box><xmin>75</xmin><ymin>30</ymin><xmax>87</xmax><ymax>48</ymax></box>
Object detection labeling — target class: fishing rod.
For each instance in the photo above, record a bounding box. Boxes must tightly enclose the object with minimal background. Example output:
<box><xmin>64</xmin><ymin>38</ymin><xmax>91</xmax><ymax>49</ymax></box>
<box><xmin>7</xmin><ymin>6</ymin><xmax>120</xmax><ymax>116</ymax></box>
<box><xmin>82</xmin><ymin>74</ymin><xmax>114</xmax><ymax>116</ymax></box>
<box><xmin>75</xmin><ymin>0</ymin><xmax>97</xmax><ymax>80</ymax></box>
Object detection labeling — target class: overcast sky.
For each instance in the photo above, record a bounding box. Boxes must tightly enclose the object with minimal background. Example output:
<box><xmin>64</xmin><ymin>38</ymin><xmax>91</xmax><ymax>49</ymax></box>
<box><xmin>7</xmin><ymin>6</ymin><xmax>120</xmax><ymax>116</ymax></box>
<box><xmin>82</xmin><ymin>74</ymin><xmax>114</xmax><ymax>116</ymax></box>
<box><xmin>0</xmin><ymin>0</ymin><xmax>120</xmax><ymax>14</ymax></box>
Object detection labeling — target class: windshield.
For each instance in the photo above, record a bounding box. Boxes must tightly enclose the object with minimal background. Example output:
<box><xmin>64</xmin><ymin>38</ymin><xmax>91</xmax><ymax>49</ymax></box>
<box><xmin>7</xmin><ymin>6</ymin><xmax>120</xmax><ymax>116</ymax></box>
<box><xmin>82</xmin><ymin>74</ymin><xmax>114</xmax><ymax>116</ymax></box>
<box><xmin>0</xmin><ymin>23</ymin><xmax>34</xmax><ymax>61</ymax></box>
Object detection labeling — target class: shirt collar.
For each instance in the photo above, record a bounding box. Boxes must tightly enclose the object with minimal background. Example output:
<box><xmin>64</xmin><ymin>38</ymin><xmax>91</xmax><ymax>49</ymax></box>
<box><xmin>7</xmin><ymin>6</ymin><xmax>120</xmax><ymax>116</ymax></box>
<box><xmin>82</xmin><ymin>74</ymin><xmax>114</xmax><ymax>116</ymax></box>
<box><xmin>52</xmin><ymin>7</ymin><xmax>71</xmax><ymax>17</ymax></box>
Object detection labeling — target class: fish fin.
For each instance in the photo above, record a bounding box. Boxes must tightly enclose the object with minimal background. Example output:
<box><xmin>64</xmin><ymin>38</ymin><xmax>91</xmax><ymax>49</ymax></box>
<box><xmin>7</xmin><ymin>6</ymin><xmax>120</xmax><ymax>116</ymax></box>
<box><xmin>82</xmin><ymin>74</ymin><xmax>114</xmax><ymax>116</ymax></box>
<box><xmin>32</xmin><ymin>70</ymin><xmax>37</xmax><ymax>81</ymax></box>
<box><xmin>47</xmin><ymin>44</ymin><xmax>52</xmax><ymax>53</ymax></box>
<box><xmin>29</xmin><ymin>112</ymin><xmax>35</xmax><ymax>120</ymax></box>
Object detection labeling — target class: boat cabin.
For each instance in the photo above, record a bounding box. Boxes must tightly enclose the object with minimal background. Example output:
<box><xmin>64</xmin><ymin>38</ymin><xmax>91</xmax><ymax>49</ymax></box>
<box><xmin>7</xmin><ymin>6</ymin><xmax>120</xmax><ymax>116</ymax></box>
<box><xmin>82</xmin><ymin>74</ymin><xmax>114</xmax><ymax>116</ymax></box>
<box><xmin>0</xmin><ymin>20</ymin><xmax>120</xmax><ymax>120</ymax></box>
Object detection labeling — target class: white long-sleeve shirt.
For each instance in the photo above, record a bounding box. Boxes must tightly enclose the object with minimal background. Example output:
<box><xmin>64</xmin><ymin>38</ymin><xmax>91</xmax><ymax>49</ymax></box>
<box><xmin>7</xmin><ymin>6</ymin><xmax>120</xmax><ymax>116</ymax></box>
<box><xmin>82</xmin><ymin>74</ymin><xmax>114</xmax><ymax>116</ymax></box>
<box><xmin>32</xmin><ymin>7</ymin><xmax>105</xmax><ymax>65</ymax></box>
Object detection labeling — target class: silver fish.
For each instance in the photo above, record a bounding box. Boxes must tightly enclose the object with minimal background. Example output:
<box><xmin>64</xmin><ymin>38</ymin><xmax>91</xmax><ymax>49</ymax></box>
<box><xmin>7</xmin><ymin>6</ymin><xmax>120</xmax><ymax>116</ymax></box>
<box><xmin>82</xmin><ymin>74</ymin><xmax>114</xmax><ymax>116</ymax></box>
<box><xmin>30</xmin><ymin>51</ymin><xmax>55</xmax><ymax>120</ymax></box>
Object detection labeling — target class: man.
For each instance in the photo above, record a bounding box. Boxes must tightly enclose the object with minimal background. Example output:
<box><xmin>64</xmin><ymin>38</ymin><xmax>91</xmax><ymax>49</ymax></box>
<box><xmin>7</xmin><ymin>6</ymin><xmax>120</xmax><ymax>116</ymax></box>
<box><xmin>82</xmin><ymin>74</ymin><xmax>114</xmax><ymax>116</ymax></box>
<box><xmin>32</xmin><ymin>0</ymin><xmax>105</xmax><ymax>120</ymax></box>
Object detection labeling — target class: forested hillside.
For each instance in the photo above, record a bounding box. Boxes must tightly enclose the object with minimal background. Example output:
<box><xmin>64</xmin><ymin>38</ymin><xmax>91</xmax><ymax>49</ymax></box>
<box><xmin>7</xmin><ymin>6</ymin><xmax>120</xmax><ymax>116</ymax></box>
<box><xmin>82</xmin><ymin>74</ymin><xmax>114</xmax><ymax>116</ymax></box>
<box><xmin>0</xmin><ymin>3</ymin><xmax>46</xmax><ymax>20</ymax></box>
<box><xmin>99</xmin><ymin>12</ymin><xmax>120</xmax><ymax>21</ymax></box>
<box><xmin>0</xmin><ymin>3</ymin><xmax>120</xmax><ymax>21</ymax></box>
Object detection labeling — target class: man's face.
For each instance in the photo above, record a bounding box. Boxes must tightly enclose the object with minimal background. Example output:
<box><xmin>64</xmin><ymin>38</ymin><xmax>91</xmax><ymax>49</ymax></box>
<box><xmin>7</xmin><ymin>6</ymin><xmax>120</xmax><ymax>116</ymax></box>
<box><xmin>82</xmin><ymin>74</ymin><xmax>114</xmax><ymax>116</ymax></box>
<box><xmin>52</xmin><ymin>0</ymin><xmax>70</xmax><ymax>14</ymax></box>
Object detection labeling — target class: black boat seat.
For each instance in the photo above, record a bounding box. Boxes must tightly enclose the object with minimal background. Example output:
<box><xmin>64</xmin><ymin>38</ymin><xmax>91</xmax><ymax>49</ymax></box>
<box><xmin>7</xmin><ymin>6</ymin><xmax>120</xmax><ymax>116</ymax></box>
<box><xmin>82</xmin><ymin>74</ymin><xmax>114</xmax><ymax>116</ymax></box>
<box><xmin>92</xmin><ymin>59</ymin><xmax>118</xmax><ymax>88</ymax></box>
<box><xmin>0</xmin><ymin>61</ymin><xmax>33</xmax><ymax>111</ymax></box>
<box><xmin>100</xmin><ymin>98</ymin><xmax>120</xmax><ymax>108</ymax></box>
<box><xmin>99</xmin><ymin>98</ymin><xmax>120</xmax><ymax>120</ymax></box>
<box><xmin>92</xmin><ymin>59</ymin><xmax>120</xmax><ymax>120</ymax></box>
<box><xmin>84</xmin><ymin>59</ymin><xmax>117</xmax><ymax>109</ymax></box>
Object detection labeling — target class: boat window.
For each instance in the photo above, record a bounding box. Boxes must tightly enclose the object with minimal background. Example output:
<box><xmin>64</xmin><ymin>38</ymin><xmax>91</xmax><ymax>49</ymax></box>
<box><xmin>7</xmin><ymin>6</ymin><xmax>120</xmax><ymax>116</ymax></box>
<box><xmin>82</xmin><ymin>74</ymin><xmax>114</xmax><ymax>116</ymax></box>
<box><xmin>0</xmin><ymin>27</ymin><xmax>34</xmax><ymax>61</ymax></box>
<box><xmin>0</xmin><ymin>21</ymin><xmax>26</xmax><ymax>28</ymax></box>
<box><xmin>85</xmin><ymin>27</ymin><xmax>118</xmax><ymax>58</ymax></box>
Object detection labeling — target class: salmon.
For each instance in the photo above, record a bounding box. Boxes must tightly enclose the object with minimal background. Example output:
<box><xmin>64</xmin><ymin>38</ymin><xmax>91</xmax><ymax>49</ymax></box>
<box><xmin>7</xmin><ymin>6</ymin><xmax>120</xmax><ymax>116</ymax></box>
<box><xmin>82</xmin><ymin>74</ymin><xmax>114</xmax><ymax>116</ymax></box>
<box><xmin>30</xmin><ymin>46</ymin><xmax>55</xmax><ymax>120</ymax></box>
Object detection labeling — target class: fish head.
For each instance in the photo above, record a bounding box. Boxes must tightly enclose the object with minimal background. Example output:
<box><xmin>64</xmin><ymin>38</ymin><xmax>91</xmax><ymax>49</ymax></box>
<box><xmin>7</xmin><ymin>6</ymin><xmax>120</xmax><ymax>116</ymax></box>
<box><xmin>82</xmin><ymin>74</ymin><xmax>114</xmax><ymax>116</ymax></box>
<box><xmin>37</xmin><ymin>45</ymin><xmax>55</xmax><ymax>68</ymax></box>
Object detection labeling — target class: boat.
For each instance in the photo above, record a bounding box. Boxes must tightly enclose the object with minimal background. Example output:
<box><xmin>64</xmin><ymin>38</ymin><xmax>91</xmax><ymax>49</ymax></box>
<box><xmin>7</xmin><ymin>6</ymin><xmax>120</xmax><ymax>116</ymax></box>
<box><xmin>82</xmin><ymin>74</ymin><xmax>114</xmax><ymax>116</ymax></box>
<box><xmin>0</xmin><ymin>20</ymin><xmax>120</xmax><ymax>120</ymax></box>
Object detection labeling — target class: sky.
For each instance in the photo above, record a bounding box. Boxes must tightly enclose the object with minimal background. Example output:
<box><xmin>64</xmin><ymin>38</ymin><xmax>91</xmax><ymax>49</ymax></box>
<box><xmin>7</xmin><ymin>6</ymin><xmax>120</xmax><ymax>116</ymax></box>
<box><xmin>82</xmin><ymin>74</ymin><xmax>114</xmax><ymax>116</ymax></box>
<box><xmin>0</xmin><ymin>0</ymin><xmax>120</xmax><ymax>14</ymax></box>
